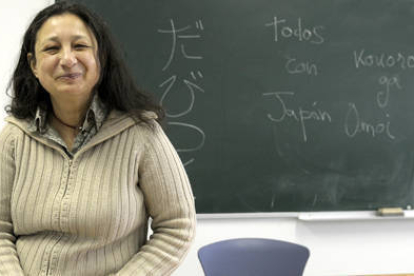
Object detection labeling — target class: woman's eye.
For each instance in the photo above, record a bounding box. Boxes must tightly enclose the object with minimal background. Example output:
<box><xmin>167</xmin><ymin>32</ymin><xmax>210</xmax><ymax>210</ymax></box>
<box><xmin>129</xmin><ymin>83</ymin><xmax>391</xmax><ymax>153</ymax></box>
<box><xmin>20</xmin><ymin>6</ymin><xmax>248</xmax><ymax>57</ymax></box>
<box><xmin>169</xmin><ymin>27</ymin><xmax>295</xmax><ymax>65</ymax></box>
<box><xmin>75</xmin><ymin>44</ymin><xmax>88</xmax><ymax>49</ymax></box>
<box><xmin>44</xmin><ymin>46</ymin><xmax>59</xmax><ymax>52</ymax></box>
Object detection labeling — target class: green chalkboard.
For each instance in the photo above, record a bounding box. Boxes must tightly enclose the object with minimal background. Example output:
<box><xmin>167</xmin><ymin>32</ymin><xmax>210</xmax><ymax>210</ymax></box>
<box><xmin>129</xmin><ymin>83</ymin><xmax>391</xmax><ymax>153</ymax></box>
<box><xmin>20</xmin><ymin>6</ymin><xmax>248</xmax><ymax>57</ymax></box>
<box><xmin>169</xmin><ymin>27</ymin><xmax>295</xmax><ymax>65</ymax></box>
<box><xmin>72</xmin><ymin>0</ymin><xmax>414</xmax><ymax>213</ymax></box>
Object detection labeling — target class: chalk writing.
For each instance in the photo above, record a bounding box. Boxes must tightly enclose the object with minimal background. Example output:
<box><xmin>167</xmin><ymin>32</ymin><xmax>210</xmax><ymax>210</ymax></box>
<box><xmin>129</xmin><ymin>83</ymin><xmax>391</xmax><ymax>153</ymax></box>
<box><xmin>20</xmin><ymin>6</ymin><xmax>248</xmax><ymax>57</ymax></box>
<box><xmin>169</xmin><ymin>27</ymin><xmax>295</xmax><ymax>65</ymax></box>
<box><xmin>354</xmin><ymin>49</ymin><xmax>414</xmax><ymax>70</ymax></box>
<box><xmin>158</xmin><ymin>19</ymin><xmax>206</xmax><ymax>166</ymax></box>
<box><xmin>265</xmin><ymin>16</ymin><xmax>325</xmax><ymax>44</ymax></box>
<box><xmin>158</xmin><ymin>74</ymin><xmax>205</xmax><ymax>118</ymax></box>
<box><xmin>285</xmin><ymin>57</ymin><xmax>318</xmax><ymax>76</ymax></box>
<box><xmin>168</xmin><ymin>122</ymin><xmax>206</xmax><ymax>167</ymax></box>
<box><xmin>169</xmin><ymin>122</ymin><xmax>206</xmax><ymax>153</ymax></box>
<box><xmin>263</xmin><ymin>92</ymin><xmax>332</xmax><ymax>142</ymax></box>
<box><xmin>344</xmin><ymin>103</ymin><xmax>395</xmax><ymax>139</ymax></box>
<box><xmin>376</xmin><ymin>75</ymin><xmax>402</xmax><ymax>108</ymax></box>
<box><xmin>158</xmin><ymin>19</ymin><xmax>204</xmax><ymax>71</ymax></box>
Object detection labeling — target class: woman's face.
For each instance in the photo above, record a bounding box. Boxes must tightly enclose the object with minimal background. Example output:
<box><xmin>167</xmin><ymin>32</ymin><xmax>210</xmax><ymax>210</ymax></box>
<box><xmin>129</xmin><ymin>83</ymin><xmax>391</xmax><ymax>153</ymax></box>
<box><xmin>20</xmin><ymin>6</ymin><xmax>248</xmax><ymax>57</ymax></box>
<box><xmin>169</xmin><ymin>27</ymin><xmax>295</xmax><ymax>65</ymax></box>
<box><xmin>29</xmin><ymin>13</ymin><xmax>100</xmax><ymax>104</ymax></box>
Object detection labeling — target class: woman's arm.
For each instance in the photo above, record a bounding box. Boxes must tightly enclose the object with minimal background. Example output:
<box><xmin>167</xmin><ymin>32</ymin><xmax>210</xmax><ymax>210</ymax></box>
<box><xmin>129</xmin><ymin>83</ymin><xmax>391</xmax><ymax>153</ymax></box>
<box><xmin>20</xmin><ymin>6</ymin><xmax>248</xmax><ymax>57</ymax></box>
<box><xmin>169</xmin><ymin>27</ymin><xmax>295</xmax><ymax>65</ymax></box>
<box><xmin>0</xmin><ymin>124</ymin><xmax>25</xmax><ymax>275</ymax></box>
<box><xmin>113</xmin><ymin>122</ymin><xmax>196</xmax><ymax>276</ymax></box>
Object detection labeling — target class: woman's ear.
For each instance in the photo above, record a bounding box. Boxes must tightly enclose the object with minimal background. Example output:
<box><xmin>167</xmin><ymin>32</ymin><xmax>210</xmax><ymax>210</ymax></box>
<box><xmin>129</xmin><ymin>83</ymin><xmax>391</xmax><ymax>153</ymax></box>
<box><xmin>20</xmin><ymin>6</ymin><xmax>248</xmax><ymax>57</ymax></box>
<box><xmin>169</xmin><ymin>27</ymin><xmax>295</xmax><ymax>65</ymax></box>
<box><xmin>27</xmin><ymin>53</ymin><xmax>38</xmax><ymax>78</ymax></box>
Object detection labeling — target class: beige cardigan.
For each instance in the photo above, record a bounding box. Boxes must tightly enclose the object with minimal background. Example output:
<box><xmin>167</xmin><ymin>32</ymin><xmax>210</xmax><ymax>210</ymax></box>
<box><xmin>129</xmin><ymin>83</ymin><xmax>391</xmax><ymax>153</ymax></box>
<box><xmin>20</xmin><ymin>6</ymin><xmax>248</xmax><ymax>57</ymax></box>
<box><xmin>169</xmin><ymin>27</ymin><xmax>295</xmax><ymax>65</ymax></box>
<box><xmin>0</xmin><ymin>111</ymin><xmax>196</xmax><ymax>276</ymax></box>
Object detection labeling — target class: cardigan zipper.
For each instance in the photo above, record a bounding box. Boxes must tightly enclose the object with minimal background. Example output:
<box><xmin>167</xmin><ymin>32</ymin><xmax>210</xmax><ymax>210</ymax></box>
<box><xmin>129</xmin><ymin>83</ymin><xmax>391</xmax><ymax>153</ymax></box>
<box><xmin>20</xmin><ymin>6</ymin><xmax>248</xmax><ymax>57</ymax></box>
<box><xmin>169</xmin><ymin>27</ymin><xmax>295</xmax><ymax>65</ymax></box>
<box><xmin>61</xmin><ymin>160</ymin><xmax>73</xmax><ymax>199</ymax></box>
<box><xmin>46</xmin><ymin>234</ymin><xmax>63</xmax><ymax>276</ymax></box>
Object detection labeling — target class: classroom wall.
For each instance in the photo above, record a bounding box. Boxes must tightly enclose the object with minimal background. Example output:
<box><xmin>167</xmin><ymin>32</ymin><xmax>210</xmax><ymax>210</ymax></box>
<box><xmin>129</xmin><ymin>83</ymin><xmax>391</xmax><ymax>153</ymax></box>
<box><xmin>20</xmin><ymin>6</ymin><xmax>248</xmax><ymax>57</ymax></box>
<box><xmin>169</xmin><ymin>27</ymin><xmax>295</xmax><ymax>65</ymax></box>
<box><xmin>0</xmin><ymin>0</ymin><xmax>53</xmax><ymax>125</ymax></box>
<box><xmin>2</xmin><ymin>1</ymin><xmax>414</xmax><ymax>276</ymax></box>
<box><xmin>179</xmin><ymin>216</ymin><xmax>414</xmax><ymax>276</ymax></box>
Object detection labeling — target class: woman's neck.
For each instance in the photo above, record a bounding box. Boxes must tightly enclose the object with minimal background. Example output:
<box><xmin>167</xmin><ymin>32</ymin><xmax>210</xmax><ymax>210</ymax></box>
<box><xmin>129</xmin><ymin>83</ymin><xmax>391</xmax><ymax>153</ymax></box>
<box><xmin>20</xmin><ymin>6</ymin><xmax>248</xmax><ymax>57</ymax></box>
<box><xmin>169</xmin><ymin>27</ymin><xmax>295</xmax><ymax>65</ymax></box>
<box><xmin>51</xmin><ymin>96</ymin><xmax>91</xmax><ymax>128</ymax></box>
<box><xmin>49</xmin><ymin>96</ymin><xmax>93</xmax><ymax>152</ymax></box>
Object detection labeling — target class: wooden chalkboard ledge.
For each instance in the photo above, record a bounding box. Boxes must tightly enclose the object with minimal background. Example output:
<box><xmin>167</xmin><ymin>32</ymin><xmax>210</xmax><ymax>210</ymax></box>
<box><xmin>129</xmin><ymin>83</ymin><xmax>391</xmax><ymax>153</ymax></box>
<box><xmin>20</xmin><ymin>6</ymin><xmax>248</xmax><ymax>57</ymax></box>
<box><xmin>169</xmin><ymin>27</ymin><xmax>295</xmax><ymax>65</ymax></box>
<box><xmin>196</xmin><ymin>210</ymin><xmax>414</xmax><ymax>220</ymax></box>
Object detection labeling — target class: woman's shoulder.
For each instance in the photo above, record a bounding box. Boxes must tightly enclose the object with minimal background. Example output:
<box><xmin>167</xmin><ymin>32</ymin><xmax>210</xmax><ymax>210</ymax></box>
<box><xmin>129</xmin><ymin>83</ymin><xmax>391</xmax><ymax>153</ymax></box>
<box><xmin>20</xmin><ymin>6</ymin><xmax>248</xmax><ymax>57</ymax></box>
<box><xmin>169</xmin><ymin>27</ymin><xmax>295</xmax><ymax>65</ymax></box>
<box><xmin>2</xmin><ymin>116</ymin><xmax>30</xmax><ymax>133</ymax></box>
<box><xmin>120</xmin><ymin>110</ymin><xmax>165</xmax><ymax>140</ymax></box>
<box><xmin>0</xmin><ymin>116</ymin><xmax>28</xmax><ymax>144</ymax></box>
<box><xmin>98</xmin><ymin>109</ymin><xmax>161</xmax><ymax>140</ymax></box>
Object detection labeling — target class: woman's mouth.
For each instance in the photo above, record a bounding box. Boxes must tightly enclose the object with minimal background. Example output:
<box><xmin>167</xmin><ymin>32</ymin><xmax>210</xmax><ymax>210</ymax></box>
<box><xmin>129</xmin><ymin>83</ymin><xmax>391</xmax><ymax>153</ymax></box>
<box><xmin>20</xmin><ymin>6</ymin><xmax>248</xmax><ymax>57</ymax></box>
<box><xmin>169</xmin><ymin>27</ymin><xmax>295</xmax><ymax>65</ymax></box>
<box><xmin>58</xmin><ymin>73</ymin><xmax>82</xmax><ymax>81</ymax></box>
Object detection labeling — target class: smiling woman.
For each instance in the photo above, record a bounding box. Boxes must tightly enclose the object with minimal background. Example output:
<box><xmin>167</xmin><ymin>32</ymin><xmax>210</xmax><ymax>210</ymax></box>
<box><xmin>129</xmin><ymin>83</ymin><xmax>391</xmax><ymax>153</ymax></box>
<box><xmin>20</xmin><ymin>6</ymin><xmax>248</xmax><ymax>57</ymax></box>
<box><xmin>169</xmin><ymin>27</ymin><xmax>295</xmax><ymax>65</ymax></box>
<box><xmin>29</xmin><ymin>14</ymin><xmax>100</xmax><ymax>100</ymax></box>
<box><xmin>0</xmin><ymin>1</ymin><xmax>196</xmax><ymax>276</ymax></box>
<box><xmin>28</xmin><ymin>13</ymin><xmax>101</xmax><ymax>149</ymax></box>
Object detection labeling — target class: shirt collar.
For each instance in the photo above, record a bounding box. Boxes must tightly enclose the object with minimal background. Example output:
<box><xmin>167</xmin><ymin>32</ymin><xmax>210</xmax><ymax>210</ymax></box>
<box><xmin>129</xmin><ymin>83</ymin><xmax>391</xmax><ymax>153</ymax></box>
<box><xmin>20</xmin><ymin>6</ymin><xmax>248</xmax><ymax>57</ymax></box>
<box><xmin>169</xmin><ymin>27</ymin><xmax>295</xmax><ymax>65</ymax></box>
<box><xmin>33</xmin><ymin>107</ymin><xmax>48</xmax><ymax>134</ymax></box>
<box><xmin>31</xmin><ymin>94</ymin><xmax>108</xmax><ymax>134</ymax></box>
<box><xmin>83</xmin><ymin>93</ymin><xmax>108</xmax><ymax>131</ymax></box>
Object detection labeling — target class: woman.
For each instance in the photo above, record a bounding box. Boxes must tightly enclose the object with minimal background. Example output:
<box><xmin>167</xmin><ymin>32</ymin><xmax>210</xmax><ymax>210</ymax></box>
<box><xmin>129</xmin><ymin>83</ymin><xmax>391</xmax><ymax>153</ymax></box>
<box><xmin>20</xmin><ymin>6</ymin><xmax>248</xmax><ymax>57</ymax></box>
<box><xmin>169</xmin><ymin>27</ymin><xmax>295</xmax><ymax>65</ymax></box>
<box><xmin>0</xmin><ymin>1</ymin><xmax>196</xmax><ymax>275</ymax></box>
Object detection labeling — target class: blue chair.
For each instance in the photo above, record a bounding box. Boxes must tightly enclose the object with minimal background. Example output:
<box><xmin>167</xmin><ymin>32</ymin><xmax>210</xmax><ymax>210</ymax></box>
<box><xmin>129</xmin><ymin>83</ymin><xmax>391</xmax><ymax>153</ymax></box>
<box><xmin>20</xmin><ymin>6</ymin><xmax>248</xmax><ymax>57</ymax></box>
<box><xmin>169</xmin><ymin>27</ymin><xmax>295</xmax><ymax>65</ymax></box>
<box><xmin>198</xmin><ymin>238</ymin><xmax>310</xmax><ymax>276</ymax></box>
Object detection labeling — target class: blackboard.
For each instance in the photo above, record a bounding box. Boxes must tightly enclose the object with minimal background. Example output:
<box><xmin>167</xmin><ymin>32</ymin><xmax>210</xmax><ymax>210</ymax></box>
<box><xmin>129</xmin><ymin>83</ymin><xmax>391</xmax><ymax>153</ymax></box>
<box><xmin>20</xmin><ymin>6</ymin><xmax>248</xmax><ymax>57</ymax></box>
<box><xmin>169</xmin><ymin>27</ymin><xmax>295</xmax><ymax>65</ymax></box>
<box><xmin>72</xmin><ymin>0</ymin><xmax>414</xmax><ymax>213</ymax></box>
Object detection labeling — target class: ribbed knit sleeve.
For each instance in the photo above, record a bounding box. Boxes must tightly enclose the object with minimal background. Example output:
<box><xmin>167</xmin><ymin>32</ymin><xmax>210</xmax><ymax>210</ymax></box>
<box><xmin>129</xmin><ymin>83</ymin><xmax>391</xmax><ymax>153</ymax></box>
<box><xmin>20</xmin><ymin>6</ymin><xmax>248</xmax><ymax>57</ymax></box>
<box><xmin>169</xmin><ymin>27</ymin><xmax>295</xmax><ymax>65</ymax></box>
<box><xmin>113</xmin><ymin>122</ymin><xmax>196</xmax><ymax>276</ymax></box>
<box><xmin>0</xmin><ymin>124</ymin><xmax>25</xmax><ymax>275</ymax></box>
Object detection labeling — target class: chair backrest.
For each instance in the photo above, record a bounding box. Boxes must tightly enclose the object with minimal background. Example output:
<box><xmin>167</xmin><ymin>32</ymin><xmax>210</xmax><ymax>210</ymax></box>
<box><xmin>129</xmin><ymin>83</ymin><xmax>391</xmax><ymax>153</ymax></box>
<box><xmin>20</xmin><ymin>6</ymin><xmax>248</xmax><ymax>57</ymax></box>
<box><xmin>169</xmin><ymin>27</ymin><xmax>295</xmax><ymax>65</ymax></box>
<box><xmin>198</xmin><ymin>238</ymin><xmax>310</xmax><ymax>276</ymax></box>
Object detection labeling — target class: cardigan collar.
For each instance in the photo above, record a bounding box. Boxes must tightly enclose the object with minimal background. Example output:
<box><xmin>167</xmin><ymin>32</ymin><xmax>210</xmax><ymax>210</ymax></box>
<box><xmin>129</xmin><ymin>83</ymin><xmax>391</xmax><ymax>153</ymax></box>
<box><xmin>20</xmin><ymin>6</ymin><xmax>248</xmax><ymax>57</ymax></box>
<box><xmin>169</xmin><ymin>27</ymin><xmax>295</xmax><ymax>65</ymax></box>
<box><xmin>5</xmin><ymin>110</ymin><xmax>157</xmax><ymax>157</ymax></box>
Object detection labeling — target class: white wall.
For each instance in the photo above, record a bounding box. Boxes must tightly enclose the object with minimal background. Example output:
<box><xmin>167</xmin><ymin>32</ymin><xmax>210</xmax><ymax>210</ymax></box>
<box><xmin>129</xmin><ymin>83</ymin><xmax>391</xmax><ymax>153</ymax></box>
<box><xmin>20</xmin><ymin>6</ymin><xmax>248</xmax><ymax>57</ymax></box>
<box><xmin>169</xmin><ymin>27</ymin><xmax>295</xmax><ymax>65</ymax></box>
<box><xmin>176</xmin><ymin>215</ymin><xmax>414</xmax><ymax>276</ymax></box>
<box><xmin>2</xmin><ymin>1</ymin><xmax>414</xmax><ymax>276</ymax></box>
<box><xmin>0</xmin><ymin>0</ymin><xmax>54</xmax><ymax>127</ymax></box>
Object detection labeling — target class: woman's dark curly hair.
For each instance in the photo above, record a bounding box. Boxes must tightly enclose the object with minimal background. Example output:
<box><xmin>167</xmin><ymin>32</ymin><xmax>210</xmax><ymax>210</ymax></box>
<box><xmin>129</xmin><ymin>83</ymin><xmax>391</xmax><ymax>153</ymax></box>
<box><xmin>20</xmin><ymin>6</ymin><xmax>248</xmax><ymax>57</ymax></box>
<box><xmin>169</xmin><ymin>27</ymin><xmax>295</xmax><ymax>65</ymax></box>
<box><xmin>6</xmin><ymin>1</ymin><xmax>164</xmax><ymax>123</ymax></box>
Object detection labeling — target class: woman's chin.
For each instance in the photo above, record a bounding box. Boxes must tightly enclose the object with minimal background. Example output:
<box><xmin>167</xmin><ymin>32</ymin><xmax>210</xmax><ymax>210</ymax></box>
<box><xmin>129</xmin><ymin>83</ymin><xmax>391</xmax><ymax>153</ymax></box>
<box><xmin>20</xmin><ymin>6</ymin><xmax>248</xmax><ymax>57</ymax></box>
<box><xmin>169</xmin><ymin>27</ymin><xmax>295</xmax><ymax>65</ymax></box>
<box><xmin>49</xmin><ymin>87</ymin><xmax>93</xmax><ymax>100</ymax></box>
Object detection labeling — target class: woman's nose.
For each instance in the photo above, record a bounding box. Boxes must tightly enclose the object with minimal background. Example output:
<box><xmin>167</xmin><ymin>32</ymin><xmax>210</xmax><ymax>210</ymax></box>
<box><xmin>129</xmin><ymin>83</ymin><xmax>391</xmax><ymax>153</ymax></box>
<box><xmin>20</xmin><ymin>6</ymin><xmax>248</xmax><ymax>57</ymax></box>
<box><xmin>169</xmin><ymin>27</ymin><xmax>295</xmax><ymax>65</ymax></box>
<box><xmin>60</xmin><ymin>49</ymin><xmax>77</xmax><ymax>67</ymax></box>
